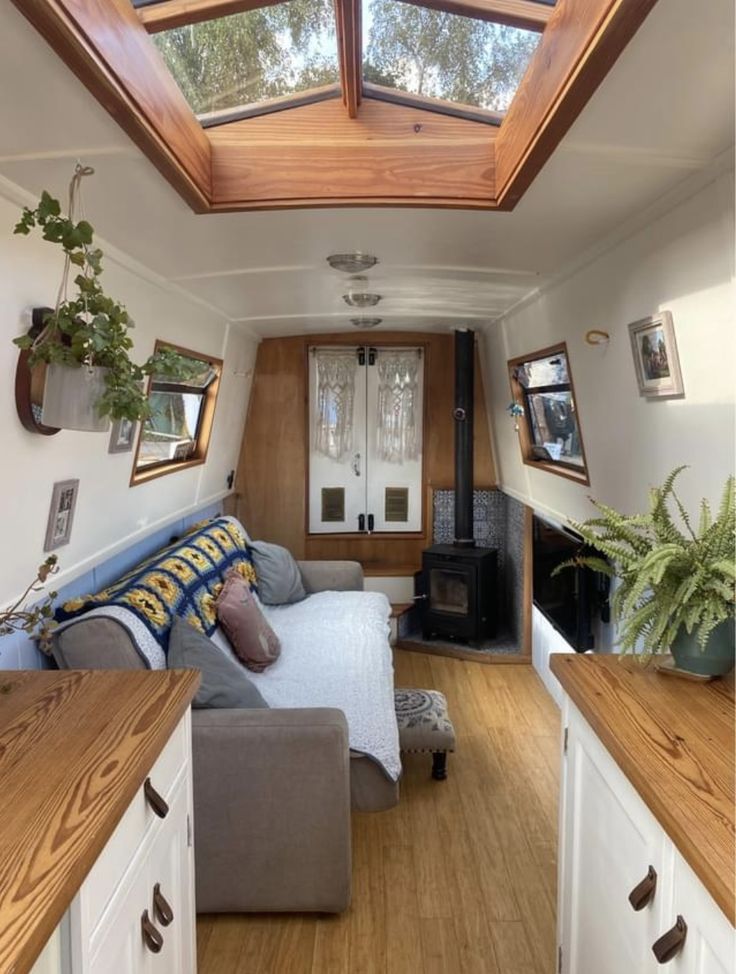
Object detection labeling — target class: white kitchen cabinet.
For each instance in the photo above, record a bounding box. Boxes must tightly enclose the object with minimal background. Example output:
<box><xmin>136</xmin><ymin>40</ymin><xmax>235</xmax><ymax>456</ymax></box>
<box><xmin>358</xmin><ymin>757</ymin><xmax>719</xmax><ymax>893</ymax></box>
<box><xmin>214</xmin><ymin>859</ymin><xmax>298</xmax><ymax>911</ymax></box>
<box><xmin>66</xmin><ymin>711</ymin><xmax>195</xmax><ymax>974</ymax></box>
<box><xmin>666</xmin><ymin>852</ymin><xmax>734</xmax><ymax>974</ymax></box>
<box><xmin>558</xmin><ymin>699</ymin><xmax>735</xmax><ymax>974</ymax></box>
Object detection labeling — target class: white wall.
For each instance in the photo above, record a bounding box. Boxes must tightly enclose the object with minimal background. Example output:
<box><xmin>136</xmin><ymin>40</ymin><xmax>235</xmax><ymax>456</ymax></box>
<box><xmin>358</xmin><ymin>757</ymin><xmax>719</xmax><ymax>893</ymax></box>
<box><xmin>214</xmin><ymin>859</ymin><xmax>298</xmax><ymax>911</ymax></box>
<box><xmin>484</xmin><ymin>166</ymin><xmax>735</xmax><ymax>527</ymax></box>
<box><xmin>483</xmin><ymin>165</ymin><xmax>735</xmax><ymax>686</ymax></box>
<box><xmin>0</xmin><ymin>179</ymin><xmax>258</xmax><ymax>610</ymax></box>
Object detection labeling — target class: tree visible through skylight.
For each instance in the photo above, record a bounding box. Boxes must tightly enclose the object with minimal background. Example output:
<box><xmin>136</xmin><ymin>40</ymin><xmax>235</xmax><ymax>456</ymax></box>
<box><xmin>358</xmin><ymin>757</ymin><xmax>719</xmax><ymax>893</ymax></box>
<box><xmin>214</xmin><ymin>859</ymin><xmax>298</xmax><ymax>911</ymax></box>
<box><xmin>152</xmin><ymin>0</ymin><xmax>339</xmax><ymax>117</ymax></box>
<box><xmin>363</xmin><ymin>0</ymin><xmax>541</xmax><ymax>113</ymax></box>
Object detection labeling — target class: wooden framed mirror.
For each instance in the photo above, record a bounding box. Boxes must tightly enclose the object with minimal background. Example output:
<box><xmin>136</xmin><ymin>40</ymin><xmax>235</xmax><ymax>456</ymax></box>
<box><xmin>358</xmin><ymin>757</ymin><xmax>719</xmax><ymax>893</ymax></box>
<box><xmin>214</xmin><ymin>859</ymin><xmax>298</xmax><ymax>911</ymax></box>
<box><xmin>15</xmin><ymin>307</ymin><xmax>60</xmax><ymax>436</ymax></box>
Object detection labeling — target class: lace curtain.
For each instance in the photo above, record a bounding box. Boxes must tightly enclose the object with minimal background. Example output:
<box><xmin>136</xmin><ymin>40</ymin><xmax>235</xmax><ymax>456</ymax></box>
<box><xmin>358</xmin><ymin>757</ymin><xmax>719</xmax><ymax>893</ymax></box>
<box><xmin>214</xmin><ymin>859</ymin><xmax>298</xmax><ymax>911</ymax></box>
<box><xmin>376</xmin><ymin>350</ymin><xmax>421</xmax><ymax>464</ymax></box>
<box><xmin>313</xmin><ymin>350</ymin><xmax>357</xmax><ymax>460</ymax></box>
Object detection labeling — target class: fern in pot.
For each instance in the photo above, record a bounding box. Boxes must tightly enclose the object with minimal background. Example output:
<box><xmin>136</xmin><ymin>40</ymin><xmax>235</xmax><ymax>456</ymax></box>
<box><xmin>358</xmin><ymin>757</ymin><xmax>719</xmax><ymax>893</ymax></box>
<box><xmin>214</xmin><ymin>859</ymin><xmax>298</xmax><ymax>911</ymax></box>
<box><xmin>13</xmin><ymin>165</ymin><xmax>192</xmax><ymax>432</ymax></box>
<box><xmin>557</xmin><ymin>467</ymin><xmax>735</xmax><ymax>676</ymax></box>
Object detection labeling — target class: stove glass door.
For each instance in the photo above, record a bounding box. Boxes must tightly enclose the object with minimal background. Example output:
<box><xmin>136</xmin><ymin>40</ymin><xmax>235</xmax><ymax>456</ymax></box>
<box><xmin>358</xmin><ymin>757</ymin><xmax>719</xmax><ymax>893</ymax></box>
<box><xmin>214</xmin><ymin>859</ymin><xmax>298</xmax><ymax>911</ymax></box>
<box><xmin>429</xmin><ymin>568</ymin><xmax>470</xmax><ymax>616</ymax></box>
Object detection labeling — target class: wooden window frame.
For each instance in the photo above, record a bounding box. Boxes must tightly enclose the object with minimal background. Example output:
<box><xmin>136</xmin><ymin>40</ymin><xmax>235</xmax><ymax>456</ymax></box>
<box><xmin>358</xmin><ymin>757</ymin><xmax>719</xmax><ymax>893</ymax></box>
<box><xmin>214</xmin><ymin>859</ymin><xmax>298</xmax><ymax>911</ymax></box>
<box><xmin>507</xmin><ymin>341</ymin><xmax>590</xmax><ymax>486</ymax></box>
<box><xmin>130</xmin><ymin>340</ymin><xmax>223</xmax><ymax>486</ymax></box>
<box><xmin>9</xmin><ymin>0</ymin><xmax>662</xmax><ymax>211</ymax></box>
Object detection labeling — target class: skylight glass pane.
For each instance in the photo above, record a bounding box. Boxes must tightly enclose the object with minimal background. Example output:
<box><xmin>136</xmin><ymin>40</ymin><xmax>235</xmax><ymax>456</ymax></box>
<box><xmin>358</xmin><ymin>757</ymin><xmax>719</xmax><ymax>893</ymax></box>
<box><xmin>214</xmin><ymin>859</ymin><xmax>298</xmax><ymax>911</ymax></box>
<box><xmin>363</xmin><ymin>0</ymin><xmax>541</xmax><ymax>113</ymax></box>
<box><xmin>152</xmin><ymin>0</ymin><xmax>340</xmax><ymax>119</ymax></box>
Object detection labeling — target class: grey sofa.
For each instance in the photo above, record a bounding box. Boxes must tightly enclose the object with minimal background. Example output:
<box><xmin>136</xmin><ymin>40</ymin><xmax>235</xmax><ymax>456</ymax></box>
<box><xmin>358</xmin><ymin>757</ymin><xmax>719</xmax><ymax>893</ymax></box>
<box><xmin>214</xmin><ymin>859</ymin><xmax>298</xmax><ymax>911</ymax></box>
<box><xmin>52</xmin><ymin>559</ymin><xmax>399</xmax><ymax>914</ymax></box>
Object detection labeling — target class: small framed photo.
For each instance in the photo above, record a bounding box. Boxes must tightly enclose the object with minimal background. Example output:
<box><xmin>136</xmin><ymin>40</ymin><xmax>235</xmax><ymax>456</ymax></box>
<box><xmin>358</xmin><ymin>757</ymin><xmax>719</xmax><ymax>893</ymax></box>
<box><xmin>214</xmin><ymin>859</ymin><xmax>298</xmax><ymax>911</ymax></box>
<box><xmin>45</xmin><ymin>479</ymin><xmax>79</xmax><ymax>552</ymax></box>
<box><xmin>628</xmin><ymin>311</ymin><xmax>684</xmax><ymax>399</ymax></box>
<box><xmin>108</xmin><ymin>418</ymin><xmax>137</xmax><ymax>454</ymax></box>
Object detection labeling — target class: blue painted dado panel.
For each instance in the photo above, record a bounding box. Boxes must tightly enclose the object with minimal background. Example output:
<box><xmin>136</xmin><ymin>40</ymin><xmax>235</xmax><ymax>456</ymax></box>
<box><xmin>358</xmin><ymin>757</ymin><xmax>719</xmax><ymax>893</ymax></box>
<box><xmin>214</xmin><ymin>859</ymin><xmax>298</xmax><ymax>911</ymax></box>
<box><xmin>0</xmin><ymin>501</ymin><xmax>224</xmax><ymax>670</ymax></box>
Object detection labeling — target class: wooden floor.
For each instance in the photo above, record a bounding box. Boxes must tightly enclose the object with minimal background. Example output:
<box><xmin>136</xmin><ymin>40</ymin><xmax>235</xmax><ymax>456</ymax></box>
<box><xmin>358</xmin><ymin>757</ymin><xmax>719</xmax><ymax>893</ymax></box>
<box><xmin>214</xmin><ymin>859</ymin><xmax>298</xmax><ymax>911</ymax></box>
<box><xmin>196</xmin><ymin>650</ymin><xmax>561</xmax><ymax>974</ymax></box>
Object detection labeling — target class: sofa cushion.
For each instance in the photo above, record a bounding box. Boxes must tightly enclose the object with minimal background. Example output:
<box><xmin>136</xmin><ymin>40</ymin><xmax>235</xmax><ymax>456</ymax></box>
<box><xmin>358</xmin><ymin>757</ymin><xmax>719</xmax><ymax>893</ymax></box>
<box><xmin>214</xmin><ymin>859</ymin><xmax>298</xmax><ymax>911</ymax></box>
<box><xmin>216</xmin><ymin>571</ymin><xmax>281</xmax><ymax>672</ymax></box>
<box><xmin>52</xmin><ymin>616</ymin><xmax>149</xmax><ymax>670</ymax></box>
<box><xmin>249</xmin><ymin>541</ymin><xmax>306</xmax><ymax>605</ymax></box>
<box><xmin>168</xmin><ymin>616</ymin><xmax>268</xmax><ymax>709</ymax></box>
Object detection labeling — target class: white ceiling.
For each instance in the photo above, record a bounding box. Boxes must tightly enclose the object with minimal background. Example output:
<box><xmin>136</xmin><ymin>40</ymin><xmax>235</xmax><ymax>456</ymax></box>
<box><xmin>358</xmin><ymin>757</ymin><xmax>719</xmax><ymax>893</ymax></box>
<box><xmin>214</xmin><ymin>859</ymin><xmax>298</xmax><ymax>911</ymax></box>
<box><xmin>0</xmin><ymin>0</ymin><xmax>733</xmax><ymax>337</ymax></box>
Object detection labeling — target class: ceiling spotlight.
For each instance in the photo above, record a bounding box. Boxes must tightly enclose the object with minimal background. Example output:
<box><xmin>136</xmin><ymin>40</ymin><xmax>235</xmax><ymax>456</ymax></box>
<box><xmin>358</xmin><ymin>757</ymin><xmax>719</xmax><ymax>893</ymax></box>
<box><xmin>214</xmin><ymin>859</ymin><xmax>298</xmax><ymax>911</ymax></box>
<box><xmin>343</xmin><ymin>275</ymin><xmax>382</xmax><ymax>308</ymax></box>
<box><xmin>327</xmin><ymin>252</ymin><xmax>378</xmax><ymax>274</ymax></box>
<box><xmin>351</xmin><ymin>318</ymin><xmax>382</xmax><ymax>329</ymax></box>
<box><xmin>344</xmin><ymin>292</ymin><xmax>382</xmax><ymax>308</ymax></box>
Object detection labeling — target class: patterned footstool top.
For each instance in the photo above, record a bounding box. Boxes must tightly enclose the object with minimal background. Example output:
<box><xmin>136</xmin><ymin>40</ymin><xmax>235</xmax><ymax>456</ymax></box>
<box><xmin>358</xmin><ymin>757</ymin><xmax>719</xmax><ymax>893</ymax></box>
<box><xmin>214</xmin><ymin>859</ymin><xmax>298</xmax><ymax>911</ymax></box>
<box><xmin>394</xmin><ymin>689</ymin><xmax>456</xmax><ymax>753</ymax></box>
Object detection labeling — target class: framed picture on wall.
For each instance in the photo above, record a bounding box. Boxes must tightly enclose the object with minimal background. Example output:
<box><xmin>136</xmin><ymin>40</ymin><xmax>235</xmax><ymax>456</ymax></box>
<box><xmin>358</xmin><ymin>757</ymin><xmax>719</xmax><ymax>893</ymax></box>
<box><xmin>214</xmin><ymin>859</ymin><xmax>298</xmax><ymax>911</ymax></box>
<box><xmin>628</xmin><ymin>311</ymin><xmax>684</xmax><ymax>399</ymax></box>
<box><xmin>108</xmin><ymin>418</ymin><xmax>137</xmax><ymax>454</ymax></box>
<box><xmin>44</xmin><ymin>479</ymin><xmax>79</xmax><ymax>552</ymax></box>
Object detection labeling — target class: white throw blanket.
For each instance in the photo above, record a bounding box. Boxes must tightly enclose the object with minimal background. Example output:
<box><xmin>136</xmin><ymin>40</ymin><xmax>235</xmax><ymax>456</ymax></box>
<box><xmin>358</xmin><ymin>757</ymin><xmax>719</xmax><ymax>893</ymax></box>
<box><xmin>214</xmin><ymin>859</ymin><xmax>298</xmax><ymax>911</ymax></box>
<box><xmin>57</xmin><ymin>589</ymin><xmax>401</xmax><ymax>782</ymax></box>
<box><xmin>228</xmin><ymin>591</ymin><xmax>401</xmax><ymax>782</ymax></box>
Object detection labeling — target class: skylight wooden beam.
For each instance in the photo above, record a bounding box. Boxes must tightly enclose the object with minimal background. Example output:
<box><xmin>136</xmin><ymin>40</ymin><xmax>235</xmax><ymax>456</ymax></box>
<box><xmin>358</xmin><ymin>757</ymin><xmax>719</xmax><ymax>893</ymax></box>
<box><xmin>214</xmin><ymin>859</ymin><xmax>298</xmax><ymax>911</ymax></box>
<box><xmin>138</xmin><ymin>0</ymin><xmax>552</xmax><ymax>33</ymax></box>
<box><xmin>334</xmin><ymin>0</ymin><xmax>362</xmax><ymax>118</ymax></box>
<box><xmin>399</xmin><ymin>0</ymin><xmax>552</xmax><ymax>31</ymax></box>
<box><xmin>10</xmin><ymin>0</ymin><xmax>212</xmax><ymax>210</ymax></box>
<box><xmin>138</xmin><ymin>0</ymin><xmax>284</xmax><ymax>33</ymax></box>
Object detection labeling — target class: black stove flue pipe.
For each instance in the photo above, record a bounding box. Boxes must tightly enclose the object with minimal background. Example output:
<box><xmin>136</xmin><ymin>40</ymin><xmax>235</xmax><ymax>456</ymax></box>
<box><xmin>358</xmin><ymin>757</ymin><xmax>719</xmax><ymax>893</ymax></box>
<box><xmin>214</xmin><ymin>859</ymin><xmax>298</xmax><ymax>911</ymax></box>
<box><xmin>453</xmin><ymin>328</ymin><xmax>475</xmax><ymax>548</ymax></box>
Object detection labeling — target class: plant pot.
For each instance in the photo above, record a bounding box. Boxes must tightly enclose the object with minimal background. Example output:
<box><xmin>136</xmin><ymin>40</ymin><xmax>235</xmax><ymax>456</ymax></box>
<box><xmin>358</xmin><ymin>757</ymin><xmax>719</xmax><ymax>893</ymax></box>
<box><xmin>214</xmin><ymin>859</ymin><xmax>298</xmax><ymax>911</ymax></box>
<box><xmin>671</xmin><ymin>618</ymin><xmax>735</xmax><ymax>677</ymax></box>
<box><xmin>41</xmin><ymin>362</ymin><xmax>110</xmax><ymax>433</ymax></box>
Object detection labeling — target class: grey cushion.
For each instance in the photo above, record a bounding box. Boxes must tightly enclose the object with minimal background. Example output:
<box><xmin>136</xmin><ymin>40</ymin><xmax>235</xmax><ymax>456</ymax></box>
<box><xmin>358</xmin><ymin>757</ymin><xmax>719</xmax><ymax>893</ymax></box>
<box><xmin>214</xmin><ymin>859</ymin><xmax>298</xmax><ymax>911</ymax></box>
<box><xmin>168</xmin><ymin>616</ymin><xmax>269</xmax><ymax>710</ymax></box>
<box><xmin>52</xmin><ymin>617</ymin><xmax>149</xmax><ymax>670</ymax></box>
<box><xmin>249</xmin><ymin>540</ymin><xmax>306</xmax><ymax>605</ymax></box>
<box><xmin>296</xmin><ymin>560</ymin><xmax>364</xmax><ymax>594</ymax></box>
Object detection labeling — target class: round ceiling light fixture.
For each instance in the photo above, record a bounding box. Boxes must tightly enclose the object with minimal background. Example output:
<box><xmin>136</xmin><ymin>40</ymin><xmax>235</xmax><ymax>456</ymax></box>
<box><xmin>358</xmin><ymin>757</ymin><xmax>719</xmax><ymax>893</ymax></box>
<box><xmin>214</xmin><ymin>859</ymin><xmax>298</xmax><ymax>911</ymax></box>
<box><xmin>326</xmin><ymin>252</ymin><xmax>378</xmax><ymax>274</ymax></box>
<box><xmin>343</xmin><ymin>275</ymin><xmax>382</xmax><ymax>308</ymax></box>
<box><xmin>350</xmin><ymin>317</ymin><xmax>382</xmax><ymax>329</ymax></box>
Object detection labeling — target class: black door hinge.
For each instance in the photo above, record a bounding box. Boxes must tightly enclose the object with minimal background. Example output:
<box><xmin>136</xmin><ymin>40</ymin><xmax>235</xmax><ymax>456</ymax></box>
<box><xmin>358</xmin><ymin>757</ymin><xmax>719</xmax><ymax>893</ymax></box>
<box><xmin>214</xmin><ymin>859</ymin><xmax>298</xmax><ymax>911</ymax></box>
<box><xmin>563</xmin><ymin>727</ymin><xmax>569</xmax><ymax>754</ymax></box>
<box><xmin>558</xmin><ymin>945</ymin><xmax>563</xmax><ymax>973</ymax></box>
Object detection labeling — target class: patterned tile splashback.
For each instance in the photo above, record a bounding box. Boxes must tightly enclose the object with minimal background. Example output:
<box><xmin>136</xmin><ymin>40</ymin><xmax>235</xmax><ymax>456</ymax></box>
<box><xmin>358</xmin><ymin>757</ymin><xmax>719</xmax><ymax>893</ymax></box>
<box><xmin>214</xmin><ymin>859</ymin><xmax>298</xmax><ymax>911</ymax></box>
<box><xmin>432</xmin><ymin>489</ymin><xmax>505</xmax><ymax>549</ymax></box>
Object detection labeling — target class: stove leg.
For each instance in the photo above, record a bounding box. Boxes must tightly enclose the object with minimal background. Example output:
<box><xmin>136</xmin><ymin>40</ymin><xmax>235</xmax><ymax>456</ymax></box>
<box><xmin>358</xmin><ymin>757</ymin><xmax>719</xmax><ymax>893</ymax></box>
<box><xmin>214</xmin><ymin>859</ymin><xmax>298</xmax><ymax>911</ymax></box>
<box><xmin>431</xmin><ymin>751</ymin><xmax>448</xmax><ymax>781</ymax></box>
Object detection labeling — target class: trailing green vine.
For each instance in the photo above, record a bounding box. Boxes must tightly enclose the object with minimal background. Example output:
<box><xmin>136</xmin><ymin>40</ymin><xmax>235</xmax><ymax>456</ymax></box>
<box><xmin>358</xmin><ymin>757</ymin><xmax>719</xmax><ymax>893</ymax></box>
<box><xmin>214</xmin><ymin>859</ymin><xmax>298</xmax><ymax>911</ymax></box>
<box><xmin>13</xmin><ymin>165</ymin><xmax>197</xmax><ymax>422</ymax></box>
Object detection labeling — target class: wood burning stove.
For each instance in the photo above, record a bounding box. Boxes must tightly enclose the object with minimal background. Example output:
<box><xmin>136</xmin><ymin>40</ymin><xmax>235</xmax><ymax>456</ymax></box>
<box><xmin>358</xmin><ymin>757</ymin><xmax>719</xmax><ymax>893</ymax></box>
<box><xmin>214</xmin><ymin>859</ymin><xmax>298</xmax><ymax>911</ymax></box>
<box><xmin>419</xmin><ymin>544</ymin><xmax>497</xmax><ymax>641</ymax></box>
<box><xmin>416</xmin><ymin>328</ymin><xmax>500</xmax><ymax>644</ymax></box>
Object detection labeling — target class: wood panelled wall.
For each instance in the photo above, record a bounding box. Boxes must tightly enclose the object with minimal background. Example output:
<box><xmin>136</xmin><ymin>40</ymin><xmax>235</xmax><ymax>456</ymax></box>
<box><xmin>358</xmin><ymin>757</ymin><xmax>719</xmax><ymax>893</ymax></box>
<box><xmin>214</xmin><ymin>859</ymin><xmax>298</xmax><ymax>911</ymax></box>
<box><xmin>236</xmin><ymin>332</ymin><xmax>496</xmax><ymax>570</ymax></box>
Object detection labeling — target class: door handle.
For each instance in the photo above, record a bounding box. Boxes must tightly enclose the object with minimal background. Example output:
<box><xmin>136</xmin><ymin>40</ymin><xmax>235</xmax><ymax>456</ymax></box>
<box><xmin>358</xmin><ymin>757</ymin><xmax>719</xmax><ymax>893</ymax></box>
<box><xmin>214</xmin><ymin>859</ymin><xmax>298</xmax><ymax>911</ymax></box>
<box><xmin>144</xmin><ymin>777</ymin><xmax>169</xmax><ymax>819</ymax></box>
<box><xmin>652</xmin><ymin>916</ymin><xmax>687</xmax><ymax>964</ymax></box>
<box><xmin>367</xmin><ymin>513</ymin><xmax>374</xmax><ymax>533</ymax></box>
<box><xmin>153</xmin><ymin>883</ymin><xmax>174</xmax><ymax>927</ymax></box>
<box><xmin>141</xmin><ymin>910</ymin><xmax>164</xmax><ymax>953</ymax></box>
<box><xmin>358</xmin><ymin>513</ymin><xmax>365</xmax><ymax>532</ymax></box>
<box><xmin>351</xmin><ymin>452</ymin><xmax>361</xmax><ymax>476</ymax></box>
<box><xmin>629</xmin><ymin>866</ymin><xmax>657</xmax><ymax>911</ymax></box>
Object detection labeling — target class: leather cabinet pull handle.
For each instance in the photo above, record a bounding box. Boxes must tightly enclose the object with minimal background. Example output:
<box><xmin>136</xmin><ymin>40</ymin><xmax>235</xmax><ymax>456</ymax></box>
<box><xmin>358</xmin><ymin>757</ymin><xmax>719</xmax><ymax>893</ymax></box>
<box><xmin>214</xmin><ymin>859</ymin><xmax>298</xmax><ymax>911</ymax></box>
<box><xmin>629</xmin><ymin>865</ymin><xmax>657</xmax><ymax>911</ymax></box>
<box><xmin>141</xmin><ymin>910</ymin><xmax>164</xmax><ymax>954</ymax></box>
<box><xmin>652</xmin><ymin>916</ymin><xmax>687</xmax><ymax>964</ymax></box>
<box><xmin>144</xmin><ymin>777</ymin><xmax>169</xmax><ymax>819</ymax></box>
<box><xmin>153</xmin><ymin>883</ymin><xmax>174</xmax><ymax>927</ymax></box>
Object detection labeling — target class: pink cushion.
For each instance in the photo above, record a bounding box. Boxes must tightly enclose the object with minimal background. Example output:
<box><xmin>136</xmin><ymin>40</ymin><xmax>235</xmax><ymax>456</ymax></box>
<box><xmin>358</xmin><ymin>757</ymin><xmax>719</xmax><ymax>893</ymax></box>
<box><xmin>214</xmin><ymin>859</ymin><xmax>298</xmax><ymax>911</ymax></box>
<box><xmin>216</xmin><ymin>571</ymin><xmax>281</xmax><ymax>672</ymax></box>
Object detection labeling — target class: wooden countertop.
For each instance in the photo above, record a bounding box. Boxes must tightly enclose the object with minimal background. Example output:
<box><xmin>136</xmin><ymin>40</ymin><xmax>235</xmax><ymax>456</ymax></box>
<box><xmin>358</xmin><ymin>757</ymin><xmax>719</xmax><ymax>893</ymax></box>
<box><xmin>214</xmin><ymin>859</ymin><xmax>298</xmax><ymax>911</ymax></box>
<box><xmin>551</xmin><ymin>654</ymin><xmax>734</xmax><ymax>923</ymax></box>
<box><xmin>0</xmin><ymin>669</ymin><xmax>199</xmax><ymax>974</ymax></box>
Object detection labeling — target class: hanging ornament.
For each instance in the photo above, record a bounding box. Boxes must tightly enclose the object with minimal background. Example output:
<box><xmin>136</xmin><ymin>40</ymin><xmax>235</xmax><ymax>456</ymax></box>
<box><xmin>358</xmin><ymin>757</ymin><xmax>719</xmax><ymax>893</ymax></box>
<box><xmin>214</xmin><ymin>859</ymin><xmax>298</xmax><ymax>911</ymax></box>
<box><xmin>507</xmin><ymin>401</ymin><xmax>524</xmax><ymax>432</ymax></box>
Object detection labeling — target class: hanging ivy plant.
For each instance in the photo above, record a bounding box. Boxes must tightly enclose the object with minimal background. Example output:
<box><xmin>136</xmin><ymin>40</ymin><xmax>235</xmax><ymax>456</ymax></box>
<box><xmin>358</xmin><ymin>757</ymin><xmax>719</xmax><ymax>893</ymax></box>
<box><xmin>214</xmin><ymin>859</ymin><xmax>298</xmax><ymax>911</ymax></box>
<box><xmin>13</xmin><ymin>165</ymin><xmax>198</xmax><ymax>422</ymax></box>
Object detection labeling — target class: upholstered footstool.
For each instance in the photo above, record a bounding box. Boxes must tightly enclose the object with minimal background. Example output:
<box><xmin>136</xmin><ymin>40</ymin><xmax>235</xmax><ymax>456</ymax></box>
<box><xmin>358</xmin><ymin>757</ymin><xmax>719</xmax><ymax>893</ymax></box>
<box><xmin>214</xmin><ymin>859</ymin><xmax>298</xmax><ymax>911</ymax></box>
<box><xmin>394</xmin><ymin>688</ymin><xmax>456</xmax><ymax>780</ymax></box>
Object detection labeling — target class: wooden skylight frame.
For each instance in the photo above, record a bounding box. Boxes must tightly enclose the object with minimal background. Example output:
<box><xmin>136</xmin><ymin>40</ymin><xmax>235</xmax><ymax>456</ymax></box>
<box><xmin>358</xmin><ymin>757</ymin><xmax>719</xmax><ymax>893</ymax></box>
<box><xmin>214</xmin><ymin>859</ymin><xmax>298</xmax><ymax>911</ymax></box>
<box><xmin>11</xmin><ymin>0</ymin><xmax>661</xmax><ymax>211</ymax></box>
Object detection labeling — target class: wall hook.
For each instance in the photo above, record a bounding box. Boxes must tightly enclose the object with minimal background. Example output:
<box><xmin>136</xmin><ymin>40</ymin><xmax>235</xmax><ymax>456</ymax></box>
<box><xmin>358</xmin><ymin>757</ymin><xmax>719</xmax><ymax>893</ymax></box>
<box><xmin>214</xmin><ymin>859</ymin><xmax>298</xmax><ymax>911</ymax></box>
<box><xmin>585</xmin><ymin>329</ymin><xmax>610</xmax><ymax>346</ymax></box>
